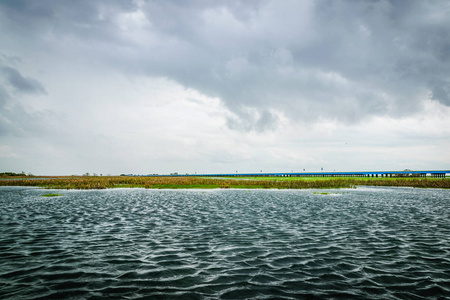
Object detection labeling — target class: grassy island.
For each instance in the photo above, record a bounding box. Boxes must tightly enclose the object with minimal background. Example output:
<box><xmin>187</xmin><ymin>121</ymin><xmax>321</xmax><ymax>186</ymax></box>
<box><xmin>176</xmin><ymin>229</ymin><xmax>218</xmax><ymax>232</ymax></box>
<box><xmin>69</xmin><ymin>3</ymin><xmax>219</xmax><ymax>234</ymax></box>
<box><xmin>0</xmin><ymin>175</ymin><xmax>449</xmax><ymax>190</ymax></box>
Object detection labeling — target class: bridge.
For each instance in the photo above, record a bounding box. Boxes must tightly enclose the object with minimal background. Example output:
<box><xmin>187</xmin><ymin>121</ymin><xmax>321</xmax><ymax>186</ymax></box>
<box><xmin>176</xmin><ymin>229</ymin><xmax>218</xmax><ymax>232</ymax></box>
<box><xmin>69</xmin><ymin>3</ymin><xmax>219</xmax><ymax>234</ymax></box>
<box><xmin>137</xmin><ymin>170</ymin><xmax>449</xmax><ymax>178</ymax></box>
<box><xmin>195</xmin><ymin>170</ymin><xmax>448</xmax><ymax>178</ymax></box>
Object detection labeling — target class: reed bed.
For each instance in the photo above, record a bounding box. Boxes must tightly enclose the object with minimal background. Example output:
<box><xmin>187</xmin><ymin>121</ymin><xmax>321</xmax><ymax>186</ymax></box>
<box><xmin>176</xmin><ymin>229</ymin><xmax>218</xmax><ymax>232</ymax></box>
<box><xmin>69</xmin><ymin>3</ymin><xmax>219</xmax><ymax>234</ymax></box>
<box><xmin>0</xmin><ymin>176</ymin><xmax>449</xmax><ymax>189</ymax></box>
<box><xmin>357</xmin><ymin>178</ymin><xmax>450</xmax><ymax>189</ymax></box>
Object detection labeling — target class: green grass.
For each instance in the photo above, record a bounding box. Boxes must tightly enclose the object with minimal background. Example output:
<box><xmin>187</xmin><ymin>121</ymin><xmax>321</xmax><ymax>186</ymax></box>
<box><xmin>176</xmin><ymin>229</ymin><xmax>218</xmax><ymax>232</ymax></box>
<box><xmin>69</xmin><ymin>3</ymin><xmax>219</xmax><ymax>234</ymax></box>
<box><xmin>0</xmin><ymin>175</ymin><xmax>448</xmax><ymax>190</ymax></box>
<box><xmin>41</xmin><ymin>193</ymin><xmax>63</xmax><ymax>197</ymax></box>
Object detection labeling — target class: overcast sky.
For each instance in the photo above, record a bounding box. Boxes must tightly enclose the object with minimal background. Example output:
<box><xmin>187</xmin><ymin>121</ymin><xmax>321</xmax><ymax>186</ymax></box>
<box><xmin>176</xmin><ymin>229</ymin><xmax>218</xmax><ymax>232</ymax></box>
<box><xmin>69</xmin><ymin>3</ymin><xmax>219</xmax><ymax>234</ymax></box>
<box><xmin>1</xmin><ymin>0</ymin><xmax>449</xmax><ymax>175</ymax></box>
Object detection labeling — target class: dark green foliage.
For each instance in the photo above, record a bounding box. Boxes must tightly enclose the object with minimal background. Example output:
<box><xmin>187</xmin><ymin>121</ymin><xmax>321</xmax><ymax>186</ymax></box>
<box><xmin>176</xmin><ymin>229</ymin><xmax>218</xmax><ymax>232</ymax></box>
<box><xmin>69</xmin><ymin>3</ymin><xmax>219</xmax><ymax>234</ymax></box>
<box><xmin>41</xmin><ymin>193</ymin><xmax>62</xmax><ymax>197</ymax></box>
<box><xmin>0</xmin><ymin>172</ymin><xmax>28</xmax><ymax>177</ymax></box>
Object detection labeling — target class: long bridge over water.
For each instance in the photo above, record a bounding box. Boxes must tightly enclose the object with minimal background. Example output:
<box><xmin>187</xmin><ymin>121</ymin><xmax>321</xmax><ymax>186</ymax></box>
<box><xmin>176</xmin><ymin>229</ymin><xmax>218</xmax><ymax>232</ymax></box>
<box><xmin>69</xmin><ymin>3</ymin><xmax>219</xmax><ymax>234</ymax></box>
<box><xmin>196</xmin><ymin>170</ymin><xmax>448</xmax><ymax>178</ymax></box>
<box><xmin>137</xmin><ymin>170</ymin><xmax>449</xmax><ymax>178</ymax></box>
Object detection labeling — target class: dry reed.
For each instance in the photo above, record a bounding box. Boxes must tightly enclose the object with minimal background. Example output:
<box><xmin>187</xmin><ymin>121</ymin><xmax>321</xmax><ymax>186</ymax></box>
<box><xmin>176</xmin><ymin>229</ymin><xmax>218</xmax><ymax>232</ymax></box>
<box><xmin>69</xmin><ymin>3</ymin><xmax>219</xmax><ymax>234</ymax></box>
<box><xmin>0</xmin><ymin>176</ymin><xmax>449</xmax><ymax>190</ymax></box>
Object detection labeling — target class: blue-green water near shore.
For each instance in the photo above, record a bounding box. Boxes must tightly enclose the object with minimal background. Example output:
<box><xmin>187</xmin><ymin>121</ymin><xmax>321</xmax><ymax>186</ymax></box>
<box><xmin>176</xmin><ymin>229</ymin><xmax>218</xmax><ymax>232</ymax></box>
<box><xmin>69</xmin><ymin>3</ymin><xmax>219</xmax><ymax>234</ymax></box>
<box><xmin>0</xmin><ymin>186</ymin><xmax>449</xmax><ymax>299</ymax></box>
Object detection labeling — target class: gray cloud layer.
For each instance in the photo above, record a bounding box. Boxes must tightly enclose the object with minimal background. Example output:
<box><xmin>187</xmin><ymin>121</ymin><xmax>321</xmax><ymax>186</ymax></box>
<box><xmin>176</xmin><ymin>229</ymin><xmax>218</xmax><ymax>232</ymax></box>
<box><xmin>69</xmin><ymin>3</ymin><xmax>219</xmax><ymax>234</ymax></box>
<box><xmin>1</xmin><ymin>66</ymin><xmax>46</xmax><ymax>95</ymax></box>
<box><xmin>1</xmin><ymin>0</ymin><xmax>449</xmax><ymax>131</ymax></box>
<box><xmin>0</xmin><ymin>54</ymin><xmax>49</xmax><ymax>138</ymax></box>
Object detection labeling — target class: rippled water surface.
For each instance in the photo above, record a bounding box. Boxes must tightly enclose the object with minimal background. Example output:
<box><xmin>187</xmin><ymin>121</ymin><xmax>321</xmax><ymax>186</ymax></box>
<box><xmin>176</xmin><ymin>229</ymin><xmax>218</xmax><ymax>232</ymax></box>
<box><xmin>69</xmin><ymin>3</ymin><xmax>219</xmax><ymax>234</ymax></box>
<box><xmin>0</xmin><ymin>187</ymin><xmax>449</xmax><ymax>299</ymax></box>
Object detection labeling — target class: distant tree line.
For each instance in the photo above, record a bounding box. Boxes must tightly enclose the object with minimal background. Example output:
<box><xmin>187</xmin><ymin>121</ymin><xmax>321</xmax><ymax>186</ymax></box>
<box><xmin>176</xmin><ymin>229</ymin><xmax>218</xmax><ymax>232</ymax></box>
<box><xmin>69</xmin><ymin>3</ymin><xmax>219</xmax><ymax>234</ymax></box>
<box><xmin>0</xmin><ymin>172</ymin><xmax>33</xmax><ymax>177</ymax></box>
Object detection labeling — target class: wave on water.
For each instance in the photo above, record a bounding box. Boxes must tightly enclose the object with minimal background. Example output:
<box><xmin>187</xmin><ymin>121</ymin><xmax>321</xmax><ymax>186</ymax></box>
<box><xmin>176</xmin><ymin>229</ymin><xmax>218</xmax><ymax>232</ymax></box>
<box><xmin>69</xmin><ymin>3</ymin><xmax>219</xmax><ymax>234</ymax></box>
<box><xmin>0</xmin><ymin>187</ymin><xmax>449</xmax><ymax>299</ymax></box>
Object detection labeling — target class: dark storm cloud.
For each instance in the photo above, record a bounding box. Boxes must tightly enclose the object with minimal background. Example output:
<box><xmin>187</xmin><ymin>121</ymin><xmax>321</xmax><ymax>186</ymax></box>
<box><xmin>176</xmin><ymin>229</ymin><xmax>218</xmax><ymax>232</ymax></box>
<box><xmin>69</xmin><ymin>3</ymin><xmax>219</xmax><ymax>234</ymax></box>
<box><xmin>430</xmin><ymin>80</ymin><xmax>450</xmax><ymax>105</ymax></box>
<box><xmin>1</xmin><ymin>0</ymin><xmax>449</xmax><ymax>130</ymax></box>
<box><xmin>1</xmin><ymin>66</ymin><xmax>46</xmax><ymax>95</ymax></box>
<box><xmin>226</xmin><ymin>109</ymin><xmax>280</xmax><ymax>132</ymax></box>
<box><xmin>0</xmin><ymin>58</ymin><xmax>49</xmax><ymax>136</ymax></box>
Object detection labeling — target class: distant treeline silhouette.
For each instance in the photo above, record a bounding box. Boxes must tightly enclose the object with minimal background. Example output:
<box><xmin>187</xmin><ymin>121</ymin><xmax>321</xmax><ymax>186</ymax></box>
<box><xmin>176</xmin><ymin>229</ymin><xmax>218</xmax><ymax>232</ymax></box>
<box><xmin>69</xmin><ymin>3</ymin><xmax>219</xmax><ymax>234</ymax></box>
<box><xmin>0</xmin><ymin>172</ymin><xmax>30</xmax><ymax>177</ymax></box>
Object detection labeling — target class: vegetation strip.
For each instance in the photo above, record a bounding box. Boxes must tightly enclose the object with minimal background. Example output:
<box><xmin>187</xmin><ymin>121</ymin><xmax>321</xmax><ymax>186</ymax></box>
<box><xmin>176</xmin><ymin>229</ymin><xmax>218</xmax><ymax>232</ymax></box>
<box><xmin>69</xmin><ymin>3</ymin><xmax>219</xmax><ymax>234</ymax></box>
<box><xmin>0</xmin><ymin>176</ymin><xmax>448</xmax><ymax>190</ymax></box>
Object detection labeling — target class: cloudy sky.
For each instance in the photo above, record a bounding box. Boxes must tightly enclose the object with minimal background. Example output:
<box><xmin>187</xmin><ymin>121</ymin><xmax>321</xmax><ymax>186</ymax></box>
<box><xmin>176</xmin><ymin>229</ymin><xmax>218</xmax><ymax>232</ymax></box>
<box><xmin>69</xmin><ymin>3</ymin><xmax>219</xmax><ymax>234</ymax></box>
<box><xmin>1</xmin><ymin>0</ymin><xmax>449</xmax><ymax>175</ymax></box>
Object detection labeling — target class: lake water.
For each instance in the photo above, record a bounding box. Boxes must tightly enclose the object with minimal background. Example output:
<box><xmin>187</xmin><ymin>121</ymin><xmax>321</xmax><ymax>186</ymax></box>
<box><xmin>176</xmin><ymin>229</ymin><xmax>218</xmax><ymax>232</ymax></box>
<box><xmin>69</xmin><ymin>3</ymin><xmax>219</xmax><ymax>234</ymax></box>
<box><xmin>0</xmin><ymin>186</ymin><xmax>449</xmax><ymax>299</ymax></box>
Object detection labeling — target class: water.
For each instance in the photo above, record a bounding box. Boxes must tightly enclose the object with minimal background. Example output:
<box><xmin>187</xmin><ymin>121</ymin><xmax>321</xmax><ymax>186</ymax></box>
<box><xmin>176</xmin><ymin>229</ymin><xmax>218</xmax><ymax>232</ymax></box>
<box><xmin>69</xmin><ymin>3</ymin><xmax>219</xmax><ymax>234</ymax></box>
<box><xmin>0</xmin><ymin>186</ymin><xmax>449</xmax><ymax>299</ymax></box>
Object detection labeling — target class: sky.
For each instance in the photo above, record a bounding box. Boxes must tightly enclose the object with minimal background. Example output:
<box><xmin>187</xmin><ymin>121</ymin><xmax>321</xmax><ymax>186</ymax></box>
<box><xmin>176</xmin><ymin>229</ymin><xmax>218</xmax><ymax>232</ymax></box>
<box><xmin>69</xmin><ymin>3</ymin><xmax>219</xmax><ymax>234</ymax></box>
<box><xmin>0</xmin><ymin>0</ymin><xmax>449</xmax><ymax>175</ymax></box>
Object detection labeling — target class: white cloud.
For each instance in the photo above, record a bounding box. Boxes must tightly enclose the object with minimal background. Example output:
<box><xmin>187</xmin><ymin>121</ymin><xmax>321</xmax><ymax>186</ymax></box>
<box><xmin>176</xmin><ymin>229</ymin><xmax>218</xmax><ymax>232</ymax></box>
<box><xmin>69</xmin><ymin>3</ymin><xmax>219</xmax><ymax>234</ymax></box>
<box><xmin>0</xmin><ymin>0</ymin><xmax>449</xmax><ymax>175</ymax></box>
<box><xmin>0</xmin><ymin>145</ymin><xmax>18</xmax><ymax>158</ymax></box>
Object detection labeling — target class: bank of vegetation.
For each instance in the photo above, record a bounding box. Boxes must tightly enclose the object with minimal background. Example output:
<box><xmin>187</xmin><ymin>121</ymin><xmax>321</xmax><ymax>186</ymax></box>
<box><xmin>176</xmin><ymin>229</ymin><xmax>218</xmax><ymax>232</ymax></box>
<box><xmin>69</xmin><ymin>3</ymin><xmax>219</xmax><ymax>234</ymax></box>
<box><xmin>0</xmin><ymin>172</ymin><xmax>33</xmax><ymax>177</ymax></box>
<box><xmin>0</xmin><ymin>176</ymin><xmax>449</xmax><ymax>189</ymax></box>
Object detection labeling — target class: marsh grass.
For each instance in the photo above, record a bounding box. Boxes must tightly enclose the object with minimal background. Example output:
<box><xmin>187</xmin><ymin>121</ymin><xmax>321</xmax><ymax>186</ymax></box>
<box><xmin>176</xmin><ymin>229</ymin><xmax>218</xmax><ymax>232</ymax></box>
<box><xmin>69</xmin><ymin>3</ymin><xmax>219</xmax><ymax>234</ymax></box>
<box><xmin>41</xmin><ymin>193</ymin><xmax>63</xmax><ymax>197</ymax></box>
<box><xmin>0</xmin><ymin>176</ymin><xmax>448</xmax><ymax>190</ymax></box>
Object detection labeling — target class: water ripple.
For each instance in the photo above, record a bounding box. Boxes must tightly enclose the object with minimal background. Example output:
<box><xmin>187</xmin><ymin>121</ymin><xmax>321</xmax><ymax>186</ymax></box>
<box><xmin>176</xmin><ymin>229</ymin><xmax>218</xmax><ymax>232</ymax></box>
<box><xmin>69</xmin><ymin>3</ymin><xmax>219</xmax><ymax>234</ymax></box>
<box><xmin>0</xmin><ymin>186</ymin><xmax>449</xmax><ymax>299</ymax></box>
